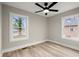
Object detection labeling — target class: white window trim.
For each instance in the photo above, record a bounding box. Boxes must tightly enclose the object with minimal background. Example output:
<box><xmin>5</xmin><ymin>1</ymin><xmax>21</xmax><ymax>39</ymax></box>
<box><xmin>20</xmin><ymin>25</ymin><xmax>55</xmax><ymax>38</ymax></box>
<box><xmin>62</xmin><ymin>13</ymin><xmax>79</xmax><ymax>42</ymax></box>
<box><xmin>9</xmin><ymin>12</ymin><xmax>29</xmax><ymax>42</ymax></box>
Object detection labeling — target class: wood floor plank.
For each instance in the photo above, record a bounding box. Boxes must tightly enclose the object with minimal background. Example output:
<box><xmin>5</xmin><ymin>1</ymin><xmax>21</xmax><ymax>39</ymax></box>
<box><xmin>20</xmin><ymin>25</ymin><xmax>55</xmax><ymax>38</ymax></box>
<box><xmin>39</xmin><ymin>43</ymin><xmax>67</xmax><ymax>57</ymax></box>
<box><xmin>43</xmin><ymin>42</ymin><xmax>79</xmax><ymax>57</ymax></box>
<box><xmin>3</xmin><ymin>41</ymin><xmax>79</xmax><ymax>57</ymax></box>
<box><xmin>47</xmin><ymin>42</ymin><xmax>79</xmax><ymax>56</ymax></box>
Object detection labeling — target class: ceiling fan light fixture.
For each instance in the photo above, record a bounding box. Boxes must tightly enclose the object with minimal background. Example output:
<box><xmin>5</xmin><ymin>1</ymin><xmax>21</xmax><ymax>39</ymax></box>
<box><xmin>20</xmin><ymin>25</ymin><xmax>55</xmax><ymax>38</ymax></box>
<box><xmin>43</xmin><ymin>9</ymin><xmax>49</xmax><ymax>13</ymax></box>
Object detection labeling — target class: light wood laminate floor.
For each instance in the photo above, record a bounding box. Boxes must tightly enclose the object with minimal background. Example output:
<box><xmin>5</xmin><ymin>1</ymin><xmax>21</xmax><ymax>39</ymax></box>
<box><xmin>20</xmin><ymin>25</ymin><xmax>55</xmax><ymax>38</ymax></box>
<box><xmin>3</xmin><ymin>41</ymin><xmax>79</xmax><ymax>57</ymax></box>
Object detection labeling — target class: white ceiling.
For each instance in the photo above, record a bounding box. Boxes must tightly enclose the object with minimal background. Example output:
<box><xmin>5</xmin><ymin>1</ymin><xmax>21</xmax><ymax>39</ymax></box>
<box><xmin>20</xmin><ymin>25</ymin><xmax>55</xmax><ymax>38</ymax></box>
<box><xmin>3</xmin><ymin>2</ymin><xmax>79</xmax><ymax>17</ymax></box>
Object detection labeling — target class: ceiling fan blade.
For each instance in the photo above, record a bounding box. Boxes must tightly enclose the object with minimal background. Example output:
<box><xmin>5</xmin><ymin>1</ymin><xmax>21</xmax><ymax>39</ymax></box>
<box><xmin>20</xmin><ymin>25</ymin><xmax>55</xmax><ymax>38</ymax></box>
<box><xmin>35</xmin><ymin>10</ymin><xmax>44</xmax><ymax>13</ymax></box>
<box><xmin>48</xmin><ymin>2</ymin><xmax>58</xmax><ymax>9</ymax></box>
<box><xmin>49</xmin><ymin>9</ymin><xmax>58</xmax><ymax>12</ymax></box>
<box><xmin>35</xmin><ymin>3</ymin><xmax>45</xmax><ymax>9</ymax></box>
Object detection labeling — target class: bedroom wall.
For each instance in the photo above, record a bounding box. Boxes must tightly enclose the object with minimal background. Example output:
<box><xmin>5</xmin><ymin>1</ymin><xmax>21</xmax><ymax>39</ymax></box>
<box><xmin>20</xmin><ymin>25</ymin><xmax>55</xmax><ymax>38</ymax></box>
<box><xmin>2</xmin><ymin>4</ymin><xmax>47</xmax><ymax>52</ymax></box>
<box><xmin>0</xmin><ymin>3</ymin><xmax>2</xmax><ymax>56</ymax></box>
<box><xmin>48</xmin><ymin>7</ymin><xmax>79</xmax><ymax>50</ymax></box>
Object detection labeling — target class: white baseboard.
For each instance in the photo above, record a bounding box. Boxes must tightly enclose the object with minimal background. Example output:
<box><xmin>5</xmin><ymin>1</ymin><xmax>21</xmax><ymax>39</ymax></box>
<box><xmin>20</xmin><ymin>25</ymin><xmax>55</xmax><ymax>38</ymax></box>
<box><xmin>2</xmin><ymin>39</ymin><xmax>79</xmax><ymax>54</ymax></box>
<box><xmin>48</xmin><ymin>40</ymin><xmax>79</xmax><ymax>51</ymax></box>
<box><xmin>2</xmin><ymin>40</ymin><xmax>47</xmax><ymax>53</ymax></box>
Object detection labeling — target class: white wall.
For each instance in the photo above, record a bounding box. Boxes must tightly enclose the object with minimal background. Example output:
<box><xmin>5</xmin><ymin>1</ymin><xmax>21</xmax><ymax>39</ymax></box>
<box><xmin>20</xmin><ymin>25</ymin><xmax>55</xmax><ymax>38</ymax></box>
<box><xmin>2</xmin><ymin>4</ymin><xmax>47</xmax><ymax>52</ymax></box>
<box><xmin>48</xmin><ymin>7</ymin><xmax>79</xmax><ymax>50</ymax></box>
<box><xmin>0</xmin><ymin>3</ymin><xmax>2</xmax><ymax>56</ymax></box>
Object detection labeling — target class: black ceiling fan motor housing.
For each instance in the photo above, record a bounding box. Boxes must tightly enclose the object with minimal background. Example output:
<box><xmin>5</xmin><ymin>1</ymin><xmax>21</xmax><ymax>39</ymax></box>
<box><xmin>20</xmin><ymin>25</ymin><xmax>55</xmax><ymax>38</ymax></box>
<box><xmin>44</xmin><ymin>2</ymin><xmax>48</xmax><ymax>6</ymax></box>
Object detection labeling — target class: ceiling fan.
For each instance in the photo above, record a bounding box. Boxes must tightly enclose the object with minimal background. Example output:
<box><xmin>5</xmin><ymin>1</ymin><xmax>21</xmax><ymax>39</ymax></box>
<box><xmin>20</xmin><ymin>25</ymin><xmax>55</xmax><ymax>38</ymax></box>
<box><xmin>35</xmin><ymin>2</ymin><xmax>58</xmax><ymax>15</ymax></box>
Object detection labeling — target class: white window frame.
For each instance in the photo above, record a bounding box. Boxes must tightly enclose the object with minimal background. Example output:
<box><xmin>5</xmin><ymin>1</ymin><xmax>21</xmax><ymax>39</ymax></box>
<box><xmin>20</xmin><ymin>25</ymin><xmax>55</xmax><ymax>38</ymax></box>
<box><xmin>9</xmin><ymin>12</ymin><xmax>29</xmax><ymax>42</ymax></box>
<box><xmin>62</xmin><ymin>13</ymin><xmax>79</xmax><ymax>41</ymax></box>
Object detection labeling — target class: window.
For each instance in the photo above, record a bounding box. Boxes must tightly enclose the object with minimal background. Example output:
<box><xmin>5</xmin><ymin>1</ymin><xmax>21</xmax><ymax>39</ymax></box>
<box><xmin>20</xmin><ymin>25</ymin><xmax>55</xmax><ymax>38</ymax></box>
<box><xmin>9</xmin><ymin>12</ymin><xmax>29</xmax><ymax>42</ymax></box>
<box><xmin>62</xmin><ymin>14</ymin><xmax>79</xmax><ymax>41</ymax></box>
